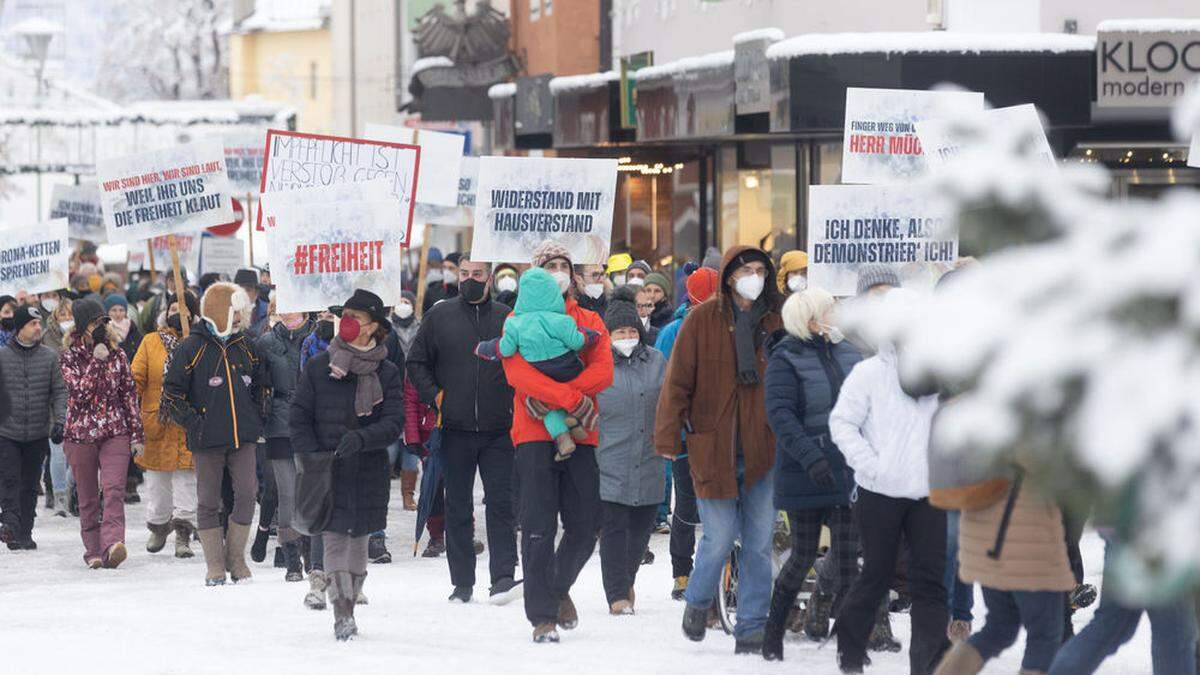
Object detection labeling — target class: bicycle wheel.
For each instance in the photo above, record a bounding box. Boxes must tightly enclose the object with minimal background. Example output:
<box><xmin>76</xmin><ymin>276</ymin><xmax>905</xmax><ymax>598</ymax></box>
<box><xmin>716</xmin><ymin>543</ymin><xmax>739</xmax><ymax>635</ymax></box>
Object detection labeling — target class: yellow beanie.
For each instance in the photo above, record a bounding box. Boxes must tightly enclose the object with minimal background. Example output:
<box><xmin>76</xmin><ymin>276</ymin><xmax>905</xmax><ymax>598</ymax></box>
<box><xmin>776</xmin><ymin>250</ymin><xmax>809</xmax><ymax>293</ymax></box>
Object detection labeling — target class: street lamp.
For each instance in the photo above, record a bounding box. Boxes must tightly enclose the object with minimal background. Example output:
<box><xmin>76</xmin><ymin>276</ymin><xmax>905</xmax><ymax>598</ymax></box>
<box><xmin>10</xmin><ymin>16</ymin><xmax>63</xmax><ymax>106</ymax></box>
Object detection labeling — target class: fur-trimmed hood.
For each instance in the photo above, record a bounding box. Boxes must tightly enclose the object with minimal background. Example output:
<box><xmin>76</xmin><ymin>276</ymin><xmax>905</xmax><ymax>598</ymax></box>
<box><xmin>200</xmin><ymin>282</ymin><xmax>252</xmax><ymax>337</ymax></box>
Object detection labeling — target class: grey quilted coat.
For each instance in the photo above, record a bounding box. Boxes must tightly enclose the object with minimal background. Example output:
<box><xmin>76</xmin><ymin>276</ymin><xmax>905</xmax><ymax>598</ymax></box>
<box><xmin>0</xmin><ymin>340</ymin><xmax>66</xmax><ymax>441</ymax></box>
<box><xmin>596</xmin><ymin>343</ymin><xmax>667</xmax><ymax>506</ymax></box>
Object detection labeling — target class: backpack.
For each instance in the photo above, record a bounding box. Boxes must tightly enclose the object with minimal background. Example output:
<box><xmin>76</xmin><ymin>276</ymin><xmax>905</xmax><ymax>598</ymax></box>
<box><xmin>928</xmin><ymin>444</ymin><xmax>1016</xmax><ymax>511</ymax></box>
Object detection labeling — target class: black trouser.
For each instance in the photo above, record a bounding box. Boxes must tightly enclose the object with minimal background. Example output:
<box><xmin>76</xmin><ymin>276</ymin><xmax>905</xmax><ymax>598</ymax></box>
<box><xmin>669</xmin><ymin>453</ymin><xmax>699</xmax><ymax>578</ymax></box>
<box><xmin>0</xmin><ymin>437</ymin><xmax>48</xmax><ymax>538</ymax></box>
<box><xmin>599</xmin><ymin>501</ymin><xmax>657</xmax><ymax>605</ymax></box>
<box><xmin>835</xmin><ymin>488</ymin><xmax>949</xmax><ymax>674</ymax></box>
<box><xmin>255</xmin><ymin>444</ymin><xmax>277</xmax><ymax>532</ymax></box>
<box><xmin>442</xmin><ymin>429</ymin><xmax>518</xmax><ymax>588</ymax></box>
<box><xmin>516</xmin><ymin>441</ymin><xmax>600</xmax><ymax>627</ymax></box>
<box><xmin>776</xmin><ymin>506</ymin><xmax>859</xmax><ymax>601</ymax></box>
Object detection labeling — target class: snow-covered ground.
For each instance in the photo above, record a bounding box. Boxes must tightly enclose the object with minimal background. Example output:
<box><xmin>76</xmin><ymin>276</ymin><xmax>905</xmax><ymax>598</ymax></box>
<box><xmin>1</xmin><ymin>479</ymin><xmax>1154</xmax><ymax>674</ymax></box>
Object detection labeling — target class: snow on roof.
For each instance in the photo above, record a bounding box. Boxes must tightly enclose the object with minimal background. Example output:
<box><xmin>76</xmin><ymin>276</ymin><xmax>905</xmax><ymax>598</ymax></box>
<box><xmin>8</xmin><ymin>17</ymin><xmax>64</xmax><ymax>36</ymax></box>
<box><xmin>634</xmin><ymin>50</ymin><xmax>735</xmax><ymax>82</ymax></box>
<box><xmin>488</xmin><ymin>83</ymin><xmax>516</xmax><ymax>99</ymax></box>
<box><xmin>235</xmin><ymin>0</ymin><xmax>330</xmax><ymax>33</ymax></box>
<box><xmin>0</xmin><ymin>99</ymin><xmax>295</xmax><ymax>127</ymax></box>
<box><xmin>733</xmin><ymin>27</ymin><xmax>785</xmax><ymax>45</ymax></box>
<box><xmin>1097</xmin><ymin>19</ymin><xmax>1200</xmax><ymax>33</ymax></box>
<box><xmin>412</xmin><ymin>56</ymin><xmax>454</xmax><ymax>75</ymax></box>
<box><xmin>549</xmin><ymin>71</ymin><xmax>619</xmax><ymax>94</ymax></box>
<box><xmin>766</xmin><ymin>32</ymin><xmax>1096</xmax><ymax>60</ymax></box>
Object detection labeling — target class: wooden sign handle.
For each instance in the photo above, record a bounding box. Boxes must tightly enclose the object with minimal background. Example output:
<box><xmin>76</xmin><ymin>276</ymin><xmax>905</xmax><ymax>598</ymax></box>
<box><xmin>147</xmin><ymin>241</ymin><xmax>157</xmax><ymax>286</ymax></box>
<box><xmin>167</xmin><ymin>235</ymin><xmax>190</xmax><ymax>337</ymax></box>
<box><xmin>414</xmin><ymin>223</ymin><xmax>433</xmax><ymax>318</ymax></box>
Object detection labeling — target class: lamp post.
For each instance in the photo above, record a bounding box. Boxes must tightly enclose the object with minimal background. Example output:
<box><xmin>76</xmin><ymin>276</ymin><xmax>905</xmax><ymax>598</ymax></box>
<box><xmin>8</xmin><ymin>17</ymin><xmax>63</xmax><ymax>219</ymax></box>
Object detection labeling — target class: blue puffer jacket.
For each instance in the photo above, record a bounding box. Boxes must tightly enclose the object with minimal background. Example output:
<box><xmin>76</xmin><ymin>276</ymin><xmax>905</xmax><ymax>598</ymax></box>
<box><xmin>763</xmin><ymin>331</ymin><xmax>862</xmax><ymax>511</ymax></box>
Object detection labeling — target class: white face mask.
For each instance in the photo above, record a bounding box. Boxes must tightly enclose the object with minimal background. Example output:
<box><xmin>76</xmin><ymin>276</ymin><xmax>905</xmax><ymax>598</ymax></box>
<box><xmin>640</xmin><ymin>315</ymin><xmax>650</xmax><ymax>329</ymax></box>
<box><xmin>613</xmin><ymin>338</ymin><xmax>639</xmax><ymax>357</ymax></box>
<box><xmin>583</xmin><ymin>283</ymin><xmax>605</xmax><ymax>299</ymax></box>
<box><xmin>426</xmin><ymin>268</ymin><xmax>443</xmax><ymax>284</ymax></box>
<box><xmin>58</xmin><ymin>320</ymin><xmax>73</xmax><ymax>332</ymax></box>
<box><xmin>819</xmin><ymin>323</ymin><xmax>845</xmax><ymax>344</ymax></box>
<box><xmin>495</xmin><ymin>276</ymin><xmax>518</xmax><ymax>293</ymax></box>
<box><xmin>551</xmin><ymin>271</ymin><xmax>571</xmax><ymax>294</ymax></box>
<box><xmin>787</xmin><ymin>274</ymin><xmax>807</xmax><ymax>293</ymax></box>
<box><xmin>41</xmin><ymin>298</ymin><xmax>59</xmax><ymax>313</ymax></box>
<box><xmin>395</xmin><ymin>302</ymin><xmax>414</xmax><ymax>319</ymax></box>
<box><xmin>735</xmin><ymin>273</ymin><xmax>765</xmax><ymax>301</ymax></box>
<box><xmin>612</xmin><ymin>273</ymin><xmax>627</xmax><ymax>286</ymax></box>
<box><xmin>627</xmin><ymin>276</ymin><xmax>645</xmax><ymax>287</ymax></box>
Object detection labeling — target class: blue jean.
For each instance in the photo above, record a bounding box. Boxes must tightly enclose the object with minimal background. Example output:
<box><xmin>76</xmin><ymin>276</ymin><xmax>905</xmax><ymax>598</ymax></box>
<box><xmin>683</xmin><ymin>460</ymin><xmax>775</xmax><ymax>639</ymax></box>
<box><xmin>400</xmin><ymin>447</ymin><xmax>420</xmax><ymax>472</ymax></box>
<box><xmin>657</xmin><ymin>462</ymin><xmax>671</xmax><ymax>524</ymax></box>
<box><xmin>945</xmin><ymin>510</ymin><xmax>975</xmax><ymax>622</ymax></box>
<box><xmin>969</xmin><ymin>588</ymin><xmax>1063</xmax><ymax>671</ymax></box>
<box><xmin>1049</xmin><ymin>540</ymin><xmax>1197</xmax><ymax>675</ymax></box>
<box><xmin>49</xmin><ymin>440</ymin><xmax>72</xmax><ymax>491</ymax></box>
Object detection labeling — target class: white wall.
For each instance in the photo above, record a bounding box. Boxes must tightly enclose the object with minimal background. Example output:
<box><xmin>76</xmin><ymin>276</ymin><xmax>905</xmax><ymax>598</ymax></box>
<box><xmin>945</xmin><ymin>0</ymin><xmax>1041</xmax><ymax>33</ymax></box>
<box><xmin>1040</xmin><ymin>0</ymin><xmax>1200</xmax><ymax>34</ymax></box>
<box><xmin>331</xmin><ymin>0</ymin><xmax>401</xmax><ymax>136</ymax></box>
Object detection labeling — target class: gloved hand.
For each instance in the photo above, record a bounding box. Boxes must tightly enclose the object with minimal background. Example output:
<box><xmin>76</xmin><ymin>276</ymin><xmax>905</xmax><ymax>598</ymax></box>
<box><xmin>92</xmin><ymin>343</ymin><xmax>110</xmax><ymax>361</ymax></box>
<box><xmin>581</xmin><ymin>328</ymin><xmax>601</xmax><ymax>348</ymax></box>
<box><xmin>49</xmin><ymin>424</ymin><xmax>63</xmax><ymax>445</ymax></box>
<box><xmin>569</xmin><ymin>395</ymin><xmax>598</xmax><ymax>431</ymax></box>
<box><xmin>806</xmin><ymin>457</ymin><xmax>836</xmax><ymax>490</ymax></box>
<box><xmin>524</xmin><ymin>397</ymin><xmax>552</xmax><ymax>420</ymax></box>
<box><xmin>474</xmin><ymin>338</ymin><xmax>501</xmax><ymax>361</ymax></box>
<box><xmin>131</xmin><ymin>442</ymin><xmax>145</xmax><ymax>458</ymax></box>
<box><xmin>335</xmin><ymin>430</ymin><xmax>364</xmax><ymax>458</ymax></box>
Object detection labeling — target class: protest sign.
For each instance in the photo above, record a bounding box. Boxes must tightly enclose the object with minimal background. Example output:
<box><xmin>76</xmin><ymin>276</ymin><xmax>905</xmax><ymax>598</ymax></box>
<box><xmin>259</xmin><ymin>179</ymin><xmax>393</xmax><ymax>231</ymax></box>
<box><xmin>48</xmin><ymin>184</ymin><xmax>106</xmax><ymax>243</ymax></box>
<box><xmin>222</xmin><ymin>130</ymin><xmax>268</xmax><ymax>192</ymax></box>
<box><xmin>130</xmin><ymin>234</ymin><xmax>202</xmax><ymax>278</ymax></box>
<box><xmin>470</xmin><ymin>156</ymin><xmax>617</xmax><ymax>265</ymax></box>
<box><xmin>917</xmin><ymin>104</ymin><xmax>1056</xmax><ymax>168</ymax></box>
<box><xmin>97</xmin><ymin>139</ymin><xmax>235</xmax><ymax>245</ymax></box>
<box><xmin>842</xmin><ymin>87</ymin><xmax>985</xmax><ymax>184</ymax></box>
<box><xmin>807</xmin><ymin>184</ymin><xmax>957</xmax><ymax>297</ymax></box>
<box><xmin>267</xmin><ymin>199</ymin><xmax>404</xmax><ymax>313</ymax></box>
<box><xmin>0</xmin><ymin>218</ymin><xmax>69</xmax><ymax>296</ymax></box>
<box><xmin>1190</xmin><ymin>133</ymin><xmax>1200</xmax><ymax>169</ymax></box>
<box><xmin>200</xmin><ymin>236</ymin><xmax>246</xmax><ymax>279</ymax></box>
<box><xmin>259</xmin><ymin>130</ymin><xmax>420</xmax><ymax>245</ymax></box>
<box><xmin>411</xmin><ymin>157</ymin><xmax>480</xmax><ymax>229</ymax></box>
<box><xmin>364</xmin><ymin>123</ymin><xmax>465</xmax><ymax>207</ymax></box>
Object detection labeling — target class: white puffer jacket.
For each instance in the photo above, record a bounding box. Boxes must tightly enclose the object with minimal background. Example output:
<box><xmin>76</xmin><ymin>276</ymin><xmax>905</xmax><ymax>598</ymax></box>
<box><xmin>829</xmin><ymin>344</ymin><xmax>938</xmax><ymax>500</ymax></box>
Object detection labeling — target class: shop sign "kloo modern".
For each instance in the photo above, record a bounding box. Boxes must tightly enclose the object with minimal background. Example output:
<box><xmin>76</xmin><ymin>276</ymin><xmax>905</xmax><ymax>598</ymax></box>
<box><xmin>1097</xmin><ymin>28</ymin><xmax>1200</xmax><ymax>107</ymax></box>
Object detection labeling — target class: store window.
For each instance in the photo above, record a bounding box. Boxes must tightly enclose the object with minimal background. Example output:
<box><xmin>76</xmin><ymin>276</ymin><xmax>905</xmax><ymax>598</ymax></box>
<box><xmin>529</xmin><ymin>0</ymin><xmax>540</xmax><ymax>21</ymax></box>
<box><xmin>610</xmin><ymin>157</ymin><xmax>707</xmax><ymax>280</ymax></box>
<box><xmin>717</xmin><ymin>141</ymin><xmax>798</xmax><ymax>259</ymax></box>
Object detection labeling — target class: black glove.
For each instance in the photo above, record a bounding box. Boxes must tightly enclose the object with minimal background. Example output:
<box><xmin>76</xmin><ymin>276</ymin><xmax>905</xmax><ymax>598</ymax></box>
<box><xmin>50</xmin><ymin>424</ymin><xmax>63</xmax><ymax>445</ymax></box>
<box><xmin>334</xmin><ymin>430</ymin><xmax>364</xmax><ymax>458</ymax></box>
<box><xmin>806</xmin><ymin>457</ymin><xmax>836</xmax><ymax>490</ymax></box>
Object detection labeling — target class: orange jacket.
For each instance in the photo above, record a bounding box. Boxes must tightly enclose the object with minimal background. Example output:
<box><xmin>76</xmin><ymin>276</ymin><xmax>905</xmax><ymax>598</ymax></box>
<box><xmin>502</xmin><ymin>297</ymin><xmax>613</xmax><ymax>447</ymax></box>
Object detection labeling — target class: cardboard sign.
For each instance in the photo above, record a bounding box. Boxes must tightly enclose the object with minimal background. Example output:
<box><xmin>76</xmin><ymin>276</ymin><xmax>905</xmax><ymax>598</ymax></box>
<box><xmin>130</xmin><ymin>234</ymin><xmax>202</xmax><ymax>278</ymax></box>
<box><xmin>917</xmin><ymin>104</ymin><xmax>1056</xmax><ymax>168</ymax></box>
<box><xmin>258</xmin><ymin>179</ymin><xmax>394</xmax><ymax>233</ymax></box>
<box><xmin>364</xmin><ymin>123</ymin><xmax>464</xmax><ymax>207</ymax></box>
<box><xmin>259</xmin><ymin>130</ymin><xmax>420</xmax><ymax>246</ymax></box>
<box><xmin>200</xmin><ymin>236</ymin><xmax>246</xmax><ymax>279</ymax></box>
<box><xmin>411</xmin><ymin>157</ymin><xmax>480</xmax><ymax>229</ymax></box>
<box><xmin>222</xmin><ymin>130</ymin><xmax>269</xmax><ymax>193</ymax></box>
<box><xmin>267</xmin><ymin>199</ymin><xmax>404</xmax><ymax>313</ymax></box>
<box><xmin>0</xmin><ymin>218</ymin><xmax>69</xmax><ymax>296</ymax></box>
<box><xmin>470</xmin><ymin>156</ymin><xmax>617</xmax><ymax>265</ymax></box>
<box><xmin>807</xmin><ymin>184</ymin><xmax>957</xmax><ymax>296</ymax></box>
<box><xmin>841</xmin><ymin>88</ymin><xmax>985</xmax><ymax>184</ymax></box>
<box><xmin>48</xmin><ymin>183</ymin><xmax>105</xmax><ymax>242</ymax></box>
<box><xmin>97</xmin><ymin>140</ymin><xmax>235</xmax><ymax>245</ymax></box>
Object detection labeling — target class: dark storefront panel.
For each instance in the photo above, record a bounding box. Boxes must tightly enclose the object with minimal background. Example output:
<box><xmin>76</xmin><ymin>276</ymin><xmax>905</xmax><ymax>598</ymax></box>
<box><xmin>553</xmin><ymin>81</ymin><xmax>635</xmax><ymax>148</ymax></box>
<box><xmin>636</xmin><ymin>65</ymin><xmax>736</xmax><ymax>142</ymax></box>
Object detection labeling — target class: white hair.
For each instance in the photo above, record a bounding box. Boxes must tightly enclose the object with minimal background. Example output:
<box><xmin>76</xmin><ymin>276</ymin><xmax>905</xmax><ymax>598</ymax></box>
<box><xmin>782</xmin><ymin>287</ymin><xmax>835</xmax><ymax>341</ymax></box>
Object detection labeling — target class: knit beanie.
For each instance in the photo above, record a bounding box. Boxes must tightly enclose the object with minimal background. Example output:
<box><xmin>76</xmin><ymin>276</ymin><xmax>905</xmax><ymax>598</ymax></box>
<box><xmin>70</xmin><ymin>298</ymin><xmax>105</xmax><ymax>335</ymax></box>
<box><xmin>531</xmin><ymin>240</ymin><xmax>572</xmax><ymax>269</ymax></box>
<box><xmin>686</xmin><ymin>267</ymin><xmax>719</xmax><ymax>305</ymax></box>
<box><xmin>776</xmin><ymin>250</ymin><xmax>809</xmax><ymax>293</ymax></box>
<box><xmin>103</xmin><ymin>294</ymin><xmax>128</xmax><ymax>312</ymax></box>
<box><xmin>628</xmin><ymin>260</ymin><xmax>652</xmax><ymax>277</ymax></box>
<box><xmin>644</xmin><ymin>272</ymin><xmax>672</xmax><ymax>297</ymax></box>
<box><xmin>11</xmin><ymin>305</ymin><xmax>42</xmax><ymax>335</ymax></box>
<box><xmin>444</xmin><ymin>252</ymin><xmax>463</xmax><ymax>267</ymax></box>
<box><xmin>701</xmin><ymin>247</ymin><xmax>722</xmax><ymax>271</ymax></box>
<box><xmin>400</xmin><ymin>290</ymin><xmax>417</xmax><ymax>306</ymax></box>
<box><xmin>855</xmin><ymin>263</ymin><xmax>901</xmax><ymax>296</ymax></box>
<box><xmin>605</xmin><ymin>298</ymin><xmax>643</xmax><ymax>341</ymax></box>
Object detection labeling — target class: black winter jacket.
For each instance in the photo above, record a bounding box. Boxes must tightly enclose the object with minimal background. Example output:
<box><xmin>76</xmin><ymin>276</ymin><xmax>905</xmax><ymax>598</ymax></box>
<box><xmin>161</xmin><ymin>323</ymin><xmax>269</xmax><ymax>453</ymax></box>
<box><xmin>405</xmin><ymin>296</ymin><xmax>512</xmax><ymax>433</ymax></box>
<box><xmin>289</xmin><ymin>350</ymin><xmax>404</xmax><ymax>536</ymax></box>
<box><xmin>256</xmin><ymin>319</ymin><xmax>314</xmax><ymax>441</ymax></box>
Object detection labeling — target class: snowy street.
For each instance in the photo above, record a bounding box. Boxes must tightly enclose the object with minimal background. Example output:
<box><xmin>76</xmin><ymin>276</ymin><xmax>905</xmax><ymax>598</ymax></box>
<box><xmin>1</xmin><ymin>480</ymin><xmax>1152</xmax><ymax>674</ymax></box>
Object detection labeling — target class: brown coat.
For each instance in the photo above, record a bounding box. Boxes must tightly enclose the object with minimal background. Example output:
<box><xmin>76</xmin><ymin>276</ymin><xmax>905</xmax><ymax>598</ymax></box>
<box><xmin>958</xmin><ymin>481</ymin><xmax>1075</xmax><ymax>592</ymax></box>
<box><xmin>131</xmin><ymin>330</ymin><xmax>193</xmax><ymax>472</ymax></box>
<box><xmin>654</xmin><ymin>245</ymin><xmax>783</xmax><ymax>500</ymax></box>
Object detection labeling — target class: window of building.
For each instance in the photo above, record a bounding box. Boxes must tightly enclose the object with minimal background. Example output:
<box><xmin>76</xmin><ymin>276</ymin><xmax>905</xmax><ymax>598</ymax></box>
<box><xmin>717</xmin><ymin>141</ymin><xmax>797</xmax><ymax>257</ymax></box>
<box><xmin>530</xmin><ymin>0</ymin><xmax>540</xmax><ymax>21</ymax></box>
<box><xmin>544</xmin><ymin>0</ymin><xmax>552</xmax><ymax>15</ymax></box>
<box><xmin>309</xmin><ymin>62</ymin><xmax>317</xmax><ymax>99</ymax></box>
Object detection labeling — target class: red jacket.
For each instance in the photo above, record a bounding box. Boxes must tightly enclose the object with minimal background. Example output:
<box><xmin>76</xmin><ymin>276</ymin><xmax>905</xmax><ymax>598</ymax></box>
<box><xmin>502</xmin><ymin>297</ymin><xmax>613</xmax><ymax>447</ymax></box>
<box><xmin>403</xmin><ymin>376</ymin><xmax>436</xmax><ymax>446</ymax></box>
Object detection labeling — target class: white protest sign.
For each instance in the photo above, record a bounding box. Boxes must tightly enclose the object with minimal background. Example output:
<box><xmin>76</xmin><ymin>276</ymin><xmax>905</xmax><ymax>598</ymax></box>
<box><xmin>267</xmin><ymin>199</ymin><xmax>404</xmax><ymax>313</ymax></box>
<box><xmin>411</xmin><ymin>156</ymin><xmax>481</xmax><ymax>229</ymax></box>
<box><xmin>259</xmin><ymin>179</ymin><xmax>393</xmax><ymax>231</ymax></box>
<box><xmin>364</xmin><ymin>123</ymin><xmax>465</xmax><ymax>207</ymax></box>
<box><xmin>201</xmin><ymin>236</ymin><xmax>246</xmax><ymax>278</ymax></box>
<box><xmin>130</xmin><ymin>234</ymin><xmax>202</xmax><ymax>277</ymax></box>
<box><xmin>48</xmin><ymin>183</ymin><xmax>106</xmax><ymax>242</ymax></box>
<box><xmin>917</xmin><ymin>104</ymin><xmax>1056</xmax><ymax>168</ymax></box>
<box><xmin>259</xmin><ymin>130</ymin><xmax>420</xmax><ymax>246</ymax></box>
<box><xmin>97</xmin><ymin>139</ymin><xmax>235</xmax><ymax>245</ymax></box>
<box><xmin>1190</xmin><ymin>133</ymin><xmax>1200</xmax><ymax>168</ymax></box>
<box><xmin>807</xmin><ymin>184</ymin><xmax>957</xmax><ymax>297</ymax></box>
<box><xmin>842</xmin><ymin>87</ymin><xmax>985</xmax><ymax>184</ymax></box>
<box><xmin>470</xmin><ymin>156</ymin><xmax>617</xmax><ymax>265</ymax></box>
<box><xmin>222</xmin><ymin>130</ymin><xmax>268</xmax><ymax>193</ymax></box>
<box><xmin>0</xmin><ymin>218</ymin><xmax>69</xmax><ymax>296</ymax></box>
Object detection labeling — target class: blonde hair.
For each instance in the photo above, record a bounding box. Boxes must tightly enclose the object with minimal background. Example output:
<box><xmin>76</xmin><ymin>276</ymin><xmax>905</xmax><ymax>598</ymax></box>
<box><xmin>782</xmin><ymin>287</ymin><xmax>835</xmax><ymax>341</ymax></box>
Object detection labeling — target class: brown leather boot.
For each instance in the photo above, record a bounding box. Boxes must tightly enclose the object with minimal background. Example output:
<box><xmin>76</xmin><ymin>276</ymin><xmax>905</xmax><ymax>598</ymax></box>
<box><xmin>558</xmin><ymin>593</ymin><xmax>579</xmax><ymax>629</ymax></box>
<box><xmin>933</xmin><ymin>642</ymin><xmax>984</xmax><ymax>675</ymax></box>
<box><xmin>401</xmin><ymin>470</ymin><xmax>418</xmax><ymax>511</ymax></box>
<box><xmin>197</xmin><ymin>528</ymin><xmax>227</xmax><ymax>586</ymax></box>
<box><xmin>224</xmin><ymin>522</ymin><xmax>253</xmax><ymax>583</ymax></box>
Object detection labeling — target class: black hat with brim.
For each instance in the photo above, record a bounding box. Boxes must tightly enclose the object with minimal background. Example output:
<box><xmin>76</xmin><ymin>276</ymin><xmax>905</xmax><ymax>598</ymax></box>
<box><xmin>333</xmin><ymin>289</ymin><xmax>390</xmax><ymax>329</ymax></box>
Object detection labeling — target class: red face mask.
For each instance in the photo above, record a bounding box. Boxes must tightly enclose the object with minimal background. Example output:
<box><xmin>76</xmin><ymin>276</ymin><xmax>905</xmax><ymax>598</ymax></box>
<box><xmin>338</xmin><ymin>316</ymin><xmax>361</xmax><ymax>343</ymax></box>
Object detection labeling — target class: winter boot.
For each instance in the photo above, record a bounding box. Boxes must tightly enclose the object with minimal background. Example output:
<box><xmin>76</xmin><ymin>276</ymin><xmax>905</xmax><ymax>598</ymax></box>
<box><xmin>283</xmin><ymin>541</ymin><xmax>304</xmax><ymax>582</ymax></box>
<box><xmin>735</xmin><ymin>631</ymin><xmax>764</xmax><ymax>655</ymax></box>
<box><xmin>682</xmin><ymin>602</ymin><xmax>708</xmax><ymax>642</ymax></box>
<box><xmin>250</xmin><ymin>526</ymin><xmax>271</xmax><ymax>563</ymax></box>
<box><xmin>932</xmin><ymin>642</ymin><xmax>984</xmax><ymax>675</ymax></box>
<box><xmin>401</xmin><ymin>470</ymin><xmax>418</xmax><ymax>511</ymax></box>
<box><xmin>448</xmin><ymin>585</ymin><xmax>472</xmax><ymax>603</ymax></box>
<box><xmin>146</xmin><ymin>521</ymin><xmax>172</xmax><ymax>553</ymax></box>
<box><xmin>868</xmin><ymin>598</ymin><xmax>902</xmax><ymax>652</ymax></box>
<box><xmin>103</xmin><ymin>542</ymin><xmax>128</xmax><ymax>568</ymax></box>
<box><xmin>558</xmin><ymin>594</ymin><xmax>579</xmax><ymax>630</ymax></box>
<box><xmin>224</xmin><ymin>521</ymin><xmax>253</xmax><ymax>583</ymax></box>
<box><xmin>305</xmin><ymin>570</ymin><xmax>328</xmax><ymax>610</ymax></box>
<box><xmin>173</xmin><ymin>520</ymin><xmax>195</xmax><ymax>559</ymax></box>
<box><xmin>53</xmin><ymin>491</ymin><xmax>69</xmax><ymax>517</ymax></box>
<box><xmin>553</xmin><ymin>433</ymin><xmax>576</xmax><ymax>462</ymax></box>
<box><xmin>368</xmin><ymin>535</ymin><xmax>392</xmax><ymax>564</ymax></box>
<box><xmin>947</xmin><ymin>619</ymin><xmax>972</xmax><ymax>643</ymax></box>
<box><xmin>610</xmin><ymin>599</ymin><xmax>634</xmax><ymax>615</ymax></box>
<box><xmin>124</xmin><ymin>476</ymin><xmax>140</xmax><ymax>504</ymax></box>
<box><xmin>672</xmin><ymin>575</ymin><xmax>688</xmax><ymax>601</ymax></box>
<box><xmin>564</xmin><ymin>415</ymin><xmax>588</xmax><ymax>441</ymax></box>
<box><xmin>533</xmin><ymin>623</ymin><xmax>560</xmax><ymax>643</ymax></box>
<box><xmin>642</xmin><ymin>548</ymin><xmax>655</xmax><ymax>565</ymax></box>
<box><xmin>422</xmin><ymin>538</ymin><xmax>446</xmax><ymax>557</ymax></box>
<box><xmin>763</xmin><ymin>580</ymin><xmax>801</xmax><ymax>661</ymax></box>
<box><xmin>474</xmin><ymin>539</ymin><xmax>485</xmax><ymax>555</ymax></box>
<box><xmin>328</xmin><ymin>571</ymin><xmax>358</xmax><ymax>641</ymax></box>
<box><xmin>198</xmin><ymin>528</ymin><xmax>227</xmax><ymax>586</ymax></box>
<box><xmin>804</xmin><ymin>588</ymin><xmax>833</xmax><ymax>640</ymax></box>
<box><xmin>0</xmin><ymin>522</ymin><xmax>14</xmax><ymax>544</ymax></box>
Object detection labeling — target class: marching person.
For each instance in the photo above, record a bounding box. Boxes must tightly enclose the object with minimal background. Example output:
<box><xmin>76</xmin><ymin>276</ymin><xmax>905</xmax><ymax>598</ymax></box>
<box><xmin>132</xmin><ymin>292</ymin><xmax>200</xmax><ymax>559</ymax></box>
<box><xmin>761</xmin><ymin>288</ymin><xmax>863</xmax><ymax>660</ymax></box>
<box><xmin>291</xmin><ymin>289</ymin><xmax>404</xmax><ymax>641</ymax></box>
<box><xmin>642</xmin><ymin>272</ymin><xmax>674</xmax><ymax>329</ymax></box>
<box><xmin>105</xmin><ymin>294</ymin><xmax>143</xmax><ymax>361</ymax></box>
<box><xmin>162</xmin><ymin>282</ymin><xmax>268</xmax><ymax>586</ymax></box>
<box><xmin>41</xmin><ymin>295</ymin><xmax>74</xmax><ymax>516</ymax></box>
<box><xmin>776</xmin><ymin>251</ymin><xmax>809</xmax><ymax>295</ymax></box>
<box><xmin>0</xmin><ymin>306</ymin><xmax>66</xmax><ymax>549</ymax></box>
<box><xmin>234</xmin><ymin>268</ymin><xmax>270</xmax><ymax>338</ymax></box>
<box><xmin>574</xmin><ymin>263</ymin><xmax>610</xmax><ymax>317</ymax></box>
<box><xmin>59</xmin><ymin>299</ymin><xmax>144</xmax><ymax>568</ymax></box>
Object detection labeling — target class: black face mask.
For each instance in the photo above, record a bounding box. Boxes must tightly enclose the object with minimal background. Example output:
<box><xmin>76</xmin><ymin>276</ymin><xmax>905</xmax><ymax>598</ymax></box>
<box><xmin>316</xmin><ymin>320</ymin><xmax>334</xmax><ymax>342</ymax></box>
<box><xmin>0</xmin><ymin>317</ymin><xmax>12</xmax><ymax>332</ymax></box>
<box><xmin>166</xmin><ymin>314</ymin><xmax>183</xmax><ymax>332</ymax></box>
<box><xmin>91</xmin><ymin>324</ymin><xmax>107</xmax><ymax>345</ymax></box>
<box><xmin>460</xmin><ymin>278</ymin><xmax>488</xmax><ymax>304</ymax></box>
